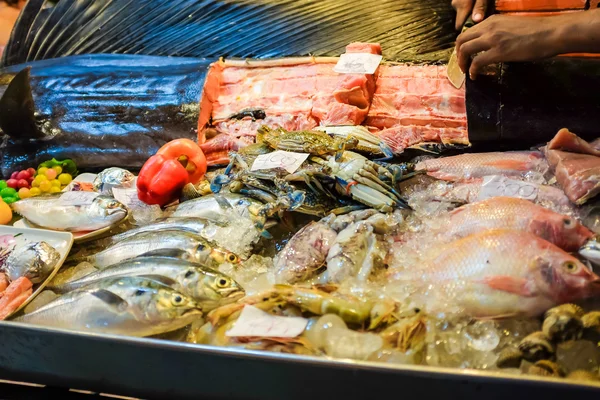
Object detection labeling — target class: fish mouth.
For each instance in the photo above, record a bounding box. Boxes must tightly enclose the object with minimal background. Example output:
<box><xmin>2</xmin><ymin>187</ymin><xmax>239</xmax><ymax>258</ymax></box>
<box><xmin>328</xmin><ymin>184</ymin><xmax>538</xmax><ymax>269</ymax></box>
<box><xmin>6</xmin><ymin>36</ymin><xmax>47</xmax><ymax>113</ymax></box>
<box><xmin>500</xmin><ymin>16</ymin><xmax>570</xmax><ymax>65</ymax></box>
<box><xmin>183</xmin><ymin>308</ymin><xmax>203</xmax><ymax>316</ymax></box>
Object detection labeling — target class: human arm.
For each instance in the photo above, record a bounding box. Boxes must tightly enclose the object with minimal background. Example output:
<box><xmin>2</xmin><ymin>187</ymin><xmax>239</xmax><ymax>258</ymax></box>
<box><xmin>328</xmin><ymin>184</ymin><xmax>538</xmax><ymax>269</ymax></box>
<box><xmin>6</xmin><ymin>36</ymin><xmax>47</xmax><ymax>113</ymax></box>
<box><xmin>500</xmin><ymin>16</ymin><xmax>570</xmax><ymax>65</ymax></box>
<box><xmin>452</xmin><ymin>0</ymin><xmax>489</xmax><ymax>30</ymax></box>
<box><xmin>456</xmin><ymin>9</ymin><xmax>600</xmax><ymax>78</ymax></box>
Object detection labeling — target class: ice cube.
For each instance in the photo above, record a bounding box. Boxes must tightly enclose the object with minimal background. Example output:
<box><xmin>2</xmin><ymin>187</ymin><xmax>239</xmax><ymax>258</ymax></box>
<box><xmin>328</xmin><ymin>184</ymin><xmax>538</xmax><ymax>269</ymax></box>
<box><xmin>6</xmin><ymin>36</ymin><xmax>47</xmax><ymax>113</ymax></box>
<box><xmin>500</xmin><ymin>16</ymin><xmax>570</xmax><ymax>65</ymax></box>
<box><xmin>323</xmin><ymin>327</ymin><xmax>383</xmax><ymax>360</ymax></box>
<box><xmin>465</xmin><ymin>321</ymin><xmax>500</xmax><ymax>352</ymax></box>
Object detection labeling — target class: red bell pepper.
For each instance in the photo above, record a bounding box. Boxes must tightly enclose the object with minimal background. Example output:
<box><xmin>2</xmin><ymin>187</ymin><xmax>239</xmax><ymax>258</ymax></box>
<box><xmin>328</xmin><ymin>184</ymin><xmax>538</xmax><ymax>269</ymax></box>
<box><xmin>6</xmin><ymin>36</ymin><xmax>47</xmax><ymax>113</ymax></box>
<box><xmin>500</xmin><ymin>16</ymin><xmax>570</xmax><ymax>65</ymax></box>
<box><xmin>137</xmin><ymin>139</ymin><xmax>207</xmax><ymax>206</ymax></box>
<box><xmin>156</xmin><ymin>138</ymin><xmax>207</xmax><ymax>184</ymax></box>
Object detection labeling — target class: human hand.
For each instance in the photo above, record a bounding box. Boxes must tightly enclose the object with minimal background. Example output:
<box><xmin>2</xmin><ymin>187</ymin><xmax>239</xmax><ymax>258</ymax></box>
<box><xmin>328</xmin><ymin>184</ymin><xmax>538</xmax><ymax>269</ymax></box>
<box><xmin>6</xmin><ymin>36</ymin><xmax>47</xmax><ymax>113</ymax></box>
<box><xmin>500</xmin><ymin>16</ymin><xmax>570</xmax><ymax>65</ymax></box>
<box><xmin>456</xmin><ymin>15</ymin><xmax>560</xmax><ymax>78</ymax></box>
<box><xmin>452</xmin><ymin>0</ymin><xmax>488</xmax><ymax>30</ymax></box>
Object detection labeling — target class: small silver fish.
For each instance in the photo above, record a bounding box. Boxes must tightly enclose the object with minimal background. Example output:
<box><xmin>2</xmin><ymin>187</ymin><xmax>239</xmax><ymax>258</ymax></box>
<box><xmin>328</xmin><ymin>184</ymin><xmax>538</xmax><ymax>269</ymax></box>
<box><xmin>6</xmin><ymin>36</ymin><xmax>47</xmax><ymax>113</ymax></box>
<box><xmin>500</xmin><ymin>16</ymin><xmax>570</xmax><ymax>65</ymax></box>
<box><xmin>15</xmin><ymin>277</ymin><xmax>202</xmax><ymax>337</ymax></box>
<box><xmin>3</xmin><ymin>241</ymin><xmax>60</xmax><ymax>284</ymax></box>
<box><xmin>93</xmin><ymin>167</ymin><xmax>135</xmax><ymax>196</ymax></box>
<box><xmin>12</xmin><ymin>193</ymin><xmax>128</xmax><ymax>232</ymax></box>
<box><xmin>106</xmin><ymin>217</ymin><xmax>227</xmax><ymax>244</ymax></box>
<box><xmin>167</xmin><ymin>193</ymin><xmax>265</xmax><ymax>226</ymax></box>
<box><xmin>83</xmin><ymin>230</ymin><xmax>240</xmax><ymax>269</ymax></box>
<box><xmin>50</xmin><ymin>256</ymin><xmax>245</xmax><ymax>310</ymax></box>
<box><xmin>580</xmin><ymin>237</ymin><xmax>600</xmax><ymax>265</ymax></box>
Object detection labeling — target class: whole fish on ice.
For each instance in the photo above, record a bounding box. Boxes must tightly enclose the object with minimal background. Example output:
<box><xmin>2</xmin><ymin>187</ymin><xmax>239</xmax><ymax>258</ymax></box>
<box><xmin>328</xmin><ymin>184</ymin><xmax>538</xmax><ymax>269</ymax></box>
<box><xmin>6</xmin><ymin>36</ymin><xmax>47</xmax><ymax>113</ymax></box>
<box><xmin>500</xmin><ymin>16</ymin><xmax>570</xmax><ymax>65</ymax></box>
<box><xmin>49</xmin><ymin>256</ymin><xmax>244</xmax><ymax>311</ymax></box>
<box><xmin>81</xmin><ymin>230</ymin><xmax>240</xmax><ymax>269</ymax></box>
<box><xmin>416</xmin><ymin>151</ymin><xmax>548</xmax><ymax>182</ymax></box>
<box><xmin>437</xmin><ymin>197</ymin><xmax>594</xmax><ymax>252</ymax></box>
<box><xmin>390</xmin><ymin>230</ymin><xmax>600</xmax><ymax>318</ymax></box>
<box><xmin>15</xmin><ymin>277</ymin><xmax>202</xmax><ymax>337</ymax></box>
<box><xmin>12</xmin><ymin>193</ymin><xmax>128</xmax><ymax>232</ymax></box>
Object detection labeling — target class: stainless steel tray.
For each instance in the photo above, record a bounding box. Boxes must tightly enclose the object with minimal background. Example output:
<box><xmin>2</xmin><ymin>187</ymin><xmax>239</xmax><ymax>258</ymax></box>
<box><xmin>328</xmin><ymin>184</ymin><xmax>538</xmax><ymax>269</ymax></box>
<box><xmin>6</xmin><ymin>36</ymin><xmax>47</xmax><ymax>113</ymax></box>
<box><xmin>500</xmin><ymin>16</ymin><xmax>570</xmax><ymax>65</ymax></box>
<box><xmin>0</xmin><ymin>321</ymin><xmax>599</xmax><ymax>400</ymax></box>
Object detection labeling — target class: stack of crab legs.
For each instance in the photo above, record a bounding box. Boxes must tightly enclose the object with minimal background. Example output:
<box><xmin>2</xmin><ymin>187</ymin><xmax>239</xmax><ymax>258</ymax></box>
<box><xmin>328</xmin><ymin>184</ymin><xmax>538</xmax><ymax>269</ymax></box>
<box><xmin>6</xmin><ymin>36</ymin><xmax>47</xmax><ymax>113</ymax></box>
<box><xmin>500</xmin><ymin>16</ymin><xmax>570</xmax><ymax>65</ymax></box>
<box><xmin>207</xmin><ymin>125</ymin><xmax>419</xmax><ymax>219</ymax></box>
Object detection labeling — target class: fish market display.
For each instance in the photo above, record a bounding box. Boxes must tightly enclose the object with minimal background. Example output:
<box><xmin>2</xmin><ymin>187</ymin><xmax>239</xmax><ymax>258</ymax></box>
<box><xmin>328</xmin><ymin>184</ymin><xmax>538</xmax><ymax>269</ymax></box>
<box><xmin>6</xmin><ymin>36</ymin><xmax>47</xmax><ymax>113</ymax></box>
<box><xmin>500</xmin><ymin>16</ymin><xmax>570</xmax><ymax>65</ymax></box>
<box><xmin>15</xmin><ymin>277</ymin><xmax>202</xmax><ymax>337</ymax></box>
<box><xmin>1</xmin><ymin>0</ymin><xmax>600</xmax><ymax>386</ymax></box>
<box><xmin>12</xmin><ymin>192</ymin><xmax>128</xmax><ymax>232</ymax></box>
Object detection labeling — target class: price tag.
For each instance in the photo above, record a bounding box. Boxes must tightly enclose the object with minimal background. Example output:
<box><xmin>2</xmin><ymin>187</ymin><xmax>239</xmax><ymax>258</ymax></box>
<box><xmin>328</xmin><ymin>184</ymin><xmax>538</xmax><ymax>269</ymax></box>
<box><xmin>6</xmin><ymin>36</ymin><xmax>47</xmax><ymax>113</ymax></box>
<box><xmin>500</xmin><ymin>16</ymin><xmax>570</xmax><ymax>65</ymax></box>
<box><xmin>251</xmin><ymin>150</ymin><xmax>309</xmax><ymax>174</ymax></box>
<box><xmin>60</xmin><ymin>191</ymin><xmax>99</xmax><ymax>206</ymax></box>
<box><xmin>112</xmin><ymin>187</ymin><xmax>147</xmax><ymax>208</ymax></box>
<box><xmin>226</xmin><ymin>305</ymin><xmax>308</xmax><ymax>338</ymax></box>
<box><xmin>333</xmin><ymin>53</ymin><xmax>383</xmax><ymax>74</ymax></box>
<box><xmin>477</xmin><ymin>175</ymin><xmax>539</xmax><ymax>201</ymax></box>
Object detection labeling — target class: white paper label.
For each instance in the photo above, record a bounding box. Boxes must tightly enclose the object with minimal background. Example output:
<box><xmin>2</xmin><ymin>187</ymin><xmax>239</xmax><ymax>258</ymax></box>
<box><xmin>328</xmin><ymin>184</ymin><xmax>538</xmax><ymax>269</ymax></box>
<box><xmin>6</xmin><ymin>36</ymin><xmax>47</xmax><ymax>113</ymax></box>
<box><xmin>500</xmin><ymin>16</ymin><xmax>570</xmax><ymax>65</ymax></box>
<box><xmin>112</xmin><ymin>187</ymin><xmax>147</xmax><ymax>208</ymax></box>
<box><xmin>226</xmin><ymin>305</ymin><xmax>308</xmax><ymax>338</ymax></box>
<box><xmin>477</xmin><ymin>175</ymin><xmax>539</xmax><ymax>201</ymax></box>
<box><xmin>60</xmin><ymin>191</ymin><xmax>99</xmax><ymax>206</ymax></box>
<box><xmin>250</xmin><ymin>150</ymin><xmax>309</xmax><ymax>174</ymax></box>
<box><xmin>333</xmin><ymin>53</ymin><xmax>383</xmax><ymax>74</ymax></box>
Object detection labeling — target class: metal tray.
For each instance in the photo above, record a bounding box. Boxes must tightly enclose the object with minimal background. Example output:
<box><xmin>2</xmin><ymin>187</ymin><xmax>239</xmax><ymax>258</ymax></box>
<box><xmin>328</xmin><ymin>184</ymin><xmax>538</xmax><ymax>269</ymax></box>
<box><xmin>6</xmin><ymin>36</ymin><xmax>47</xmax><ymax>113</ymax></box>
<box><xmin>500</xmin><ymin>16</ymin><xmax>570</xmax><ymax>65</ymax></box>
<box><xmin>1</xmin><ymin>321</ymin><xmax>599</xmax><ymax>400</ymax></box>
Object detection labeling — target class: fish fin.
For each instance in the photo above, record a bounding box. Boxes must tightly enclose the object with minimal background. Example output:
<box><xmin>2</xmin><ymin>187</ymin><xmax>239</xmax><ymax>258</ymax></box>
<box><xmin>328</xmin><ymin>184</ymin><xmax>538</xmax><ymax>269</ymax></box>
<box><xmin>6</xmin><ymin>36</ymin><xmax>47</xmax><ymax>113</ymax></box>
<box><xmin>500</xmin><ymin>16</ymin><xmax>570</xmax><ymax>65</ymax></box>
<box><xmin>213</xmin><ymin>194</ymin><xmax>234</xmax><ymax>211</ymax></box>
<box><xmin>3</xmin><ymin>0</ymin><xmax>456</xmax><ymax>66</ymax></box>
<box><xmin>480</xmin><ymin>276</ymin><xmax>536</xmax><ymax>297</ymax></box>
<box><xmin>90</xmin><ymin>289</ymin><xmax>129</xmax><ymax>312</ymax></box>
<box><xmin>1</xmin><ymin>0</ymin><xmax>45</xmax><ymax>66</ymax></box>
<box><xmin>137</xmin><ymin>274</ymin><xmax>178</xmax><ymax>286</ymax></box>
<box><xmin>0</xmin><ymin>67</ymin><xmax>45</xmax><ymax>140</ymax></box>
<box><xmin>482</xmin><ymin>160</ymin><xmax>530</xmax><ymax>171</ymax></box>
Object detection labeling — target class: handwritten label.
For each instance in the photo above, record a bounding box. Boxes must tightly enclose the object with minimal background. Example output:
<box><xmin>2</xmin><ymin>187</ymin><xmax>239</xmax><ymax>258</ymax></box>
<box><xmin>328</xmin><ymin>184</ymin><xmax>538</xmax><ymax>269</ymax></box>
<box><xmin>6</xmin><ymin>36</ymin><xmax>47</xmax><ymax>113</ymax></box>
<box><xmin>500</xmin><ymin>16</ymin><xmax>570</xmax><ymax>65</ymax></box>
<box><xmin>333</xmin><ymin>53</ymin><xmax>383</xmax><ymax>74</ymax></box>
<box><xmin>226</xmin><ymin>305</ymin><xmax>308</xmax><ymax>338</ymax></box>
<box><xmin>112</xmin><ymin>187</ymin><xmax>147</xmax><ymax>208</ymax></box>
<box><xmin>60</xmin><ymin>191</ymin><xmax>99</xmax><ymax>206</ymax></box>
<box><xmin>477</xmin><ymin>175</ymin><xmax>539</xmax><ymax>201</ymax></box>
<box><xmin>251</xmin><ymin>151</ymin><xmax>309</xmax><ymax>174</ymax></box>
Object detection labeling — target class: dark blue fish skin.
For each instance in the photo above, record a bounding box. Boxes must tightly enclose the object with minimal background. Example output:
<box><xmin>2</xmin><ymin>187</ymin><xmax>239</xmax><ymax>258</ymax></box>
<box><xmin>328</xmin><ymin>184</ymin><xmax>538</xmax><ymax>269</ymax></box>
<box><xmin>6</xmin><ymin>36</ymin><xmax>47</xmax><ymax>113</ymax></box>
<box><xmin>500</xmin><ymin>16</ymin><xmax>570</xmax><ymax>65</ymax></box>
<box><xmin>0</xmin><ymin>55</ymin><xmax>213</xmax><ymax>176</ymax></box>
<box><xmin>2</xmin><ymin>0</ymin><xmax>456</xmax><ymax>67</ymax></box>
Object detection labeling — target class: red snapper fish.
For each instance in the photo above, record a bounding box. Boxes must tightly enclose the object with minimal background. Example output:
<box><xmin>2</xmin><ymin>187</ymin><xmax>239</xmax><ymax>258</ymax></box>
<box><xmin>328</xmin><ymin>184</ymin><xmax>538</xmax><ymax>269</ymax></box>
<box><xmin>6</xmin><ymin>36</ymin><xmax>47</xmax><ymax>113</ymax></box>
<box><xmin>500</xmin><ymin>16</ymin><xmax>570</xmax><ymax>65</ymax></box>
<box><xmin>416</xmin><ymin>151</ymin><xmax>547</xmax><ymax>182</ymax></box>
<box><xmin>390</xmin><ymin>229</ymin><xmax>600</xmax><ymax>318</ymax></box>
<box><xmin>440</xmin><ymin>197</ymin><xmax>594</xmax><ymax>252</ymax></box>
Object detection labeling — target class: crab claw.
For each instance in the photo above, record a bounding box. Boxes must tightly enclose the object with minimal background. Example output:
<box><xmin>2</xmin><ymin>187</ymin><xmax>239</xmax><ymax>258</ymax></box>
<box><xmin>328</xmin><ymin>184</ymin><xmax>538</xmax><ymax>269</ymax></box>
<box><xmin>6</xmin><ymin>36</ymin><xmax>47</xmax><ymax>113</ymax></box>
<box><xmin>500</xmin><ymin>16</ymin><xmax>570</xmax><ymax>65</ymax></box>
<box><xmin>374</xmin><ymin>142</ymin><xmax>395</xmax><ymax>162</ymax></box>
<box><xmin>210</xmin><ymin>174</ymin><xmax>231</xmax><ymax>193</ymax></box>
<box><xmin>287</xmin><ymin>190</ymin><xmax>306</xmax><ymax>212</ymax></box>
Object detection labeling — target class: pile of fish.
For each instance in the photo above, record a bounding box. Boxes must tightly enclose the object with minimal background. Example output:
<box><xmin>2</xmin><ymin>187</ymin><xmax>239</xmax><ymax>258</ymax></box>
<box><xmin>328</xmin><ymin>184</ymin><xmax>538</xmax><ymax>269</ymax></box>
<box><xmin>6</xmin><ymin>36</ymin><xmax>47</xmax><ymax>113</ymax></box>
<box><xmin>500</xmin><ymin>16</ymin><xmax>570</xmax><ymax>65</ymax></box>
<box><xmin>4</xmin><ymin>126</ymin><xmax>600</xmax><ymax>384</ymax></box>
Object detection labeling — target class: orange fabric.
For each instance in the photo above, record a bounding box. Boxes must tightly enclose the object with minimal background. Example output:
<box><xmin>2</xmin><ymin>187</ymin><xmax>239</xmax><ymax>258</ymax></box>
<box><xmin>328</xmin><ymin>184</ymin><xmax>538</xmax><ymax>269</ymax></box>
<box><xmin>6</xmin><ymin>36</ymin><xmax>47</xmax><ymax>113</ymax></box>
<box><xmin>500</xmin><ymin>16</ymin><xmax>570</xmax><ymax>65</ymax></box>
<box><xmin>495</xmin><ymin>0</ymin><xmax>586</xmax><ymax>11</ymax></box>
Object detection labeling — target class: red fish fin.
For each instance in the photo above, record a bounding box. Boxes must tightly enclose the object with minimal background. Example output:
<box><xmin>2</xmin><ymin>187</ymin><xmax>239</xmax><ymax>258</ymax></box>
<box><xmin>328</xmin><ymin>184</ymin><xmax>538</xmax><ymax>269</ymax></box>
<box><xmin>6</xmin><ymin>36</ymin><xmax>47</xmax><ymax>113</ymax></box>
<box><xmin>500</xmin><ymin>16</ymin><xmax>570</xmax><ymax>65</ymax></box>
<box><xmin>483</xmin><ymin>160</ymin><xmax>529</xmax><ymax>171</ymax></box>
<box><xmin>480</xmin><ymin>276</ymin><xmax>536</xmax><ymax>297</ymax></box>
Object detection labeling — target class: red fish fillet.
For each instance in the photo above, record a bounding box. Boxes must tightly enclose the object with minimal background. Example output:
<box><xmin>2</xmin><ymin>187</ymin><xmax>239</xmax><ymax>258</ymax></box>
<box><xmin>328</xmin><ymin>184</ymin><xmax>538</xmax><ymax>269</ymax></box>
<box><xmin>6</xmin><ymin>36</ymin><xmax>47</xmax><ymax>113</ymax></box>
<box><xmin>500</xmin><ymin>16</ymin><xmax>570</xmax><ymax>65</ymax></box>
<box><xmin>0</xmin><ymin>277</ymin><xmax>33</xmax><ymax>320</ymax></box>
<box><xmin>545</xmin><ymin>129</ymin><xmax>600</xmax><ymax>204</ymax></box>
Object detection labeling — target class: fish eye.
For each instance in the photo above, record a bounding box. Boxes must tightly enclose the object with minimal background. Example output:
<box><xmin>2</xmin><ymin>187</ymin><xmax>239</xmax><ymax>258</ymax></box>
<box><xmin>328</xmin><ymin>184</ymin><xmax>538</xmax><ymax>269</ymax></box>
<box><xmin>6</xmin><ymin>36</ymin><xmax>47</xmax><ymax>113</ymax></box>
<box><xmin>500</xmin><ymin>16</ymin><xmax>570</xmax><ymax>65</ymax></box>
<box><xmin>184</xmin><ymin>270</ymin><xmax>195</xmax><ymax>278</ymax></box>
<box><xmin>562</xmin><ymin>261</ymin><xmax>579</xmax><ymax>273</ymax></box>
<box><xmin>172</xmin><ymin>295</ymin><xmax>183</xmax><ymax>305</ymax></box>
<box><xmin>108</xmin><ymin>201</ymin><xmax>120</xmax><ymax>209</ymax></box>
<box><xmin>135</xmin><ymin>289</ymin><xmax>146</xmax><ymax>296</ymax></box>
<box><xmin>216</xmin><ymin>277</ymin><xmax>230</xmax><ymax>288</ymax></box>
<box><xmin>227</xmin><ymin>254</ymin><xmax>239</xmax><ymax>263</ymax></box>
<box><xmin>197</xmin><ymin>243</ymin><xmax>206</xmax><ymax>252</ymax></box>
<box><xmin>563</xmin><ymin>218</ymin><xmax>575</xmax><ymax>228</ymax></box>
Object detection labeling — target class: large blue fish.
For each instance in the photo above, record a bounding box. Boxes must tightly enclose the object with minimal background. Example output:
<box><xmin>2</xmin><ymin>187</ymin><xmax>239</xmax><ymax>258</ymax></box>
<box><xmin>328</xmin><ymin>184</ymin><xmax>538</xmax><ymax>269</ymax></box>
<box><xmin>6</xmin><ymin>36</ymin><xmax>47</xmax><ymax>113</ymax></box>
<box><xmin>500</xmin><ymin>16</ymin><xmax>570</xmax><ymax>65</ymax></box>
<box><xmin>0</xmin><ymin>0</ymin><xmax>456</xmax><ymax>176</ymax></box>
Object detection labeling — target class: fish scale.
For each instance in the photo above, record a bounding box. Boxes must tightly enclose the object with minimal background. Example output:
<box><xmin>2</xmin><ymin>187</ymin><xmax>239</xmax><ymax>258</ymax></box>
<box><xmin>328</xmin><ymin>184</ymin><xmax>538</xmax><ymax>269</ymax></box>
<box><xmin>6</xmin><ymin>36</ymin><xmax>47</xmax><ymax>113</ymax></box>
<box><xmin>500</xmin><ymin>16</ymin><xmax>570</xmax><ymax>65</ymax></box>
<box><xmin>391</xmin><ymin>230</ymin><xmax>600</xmax><ymax>318</ymax></box>
<box><xmin>440</xmin><ymin>196</ymin><xmax>594</xmax><ymax>251</ymax></box>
